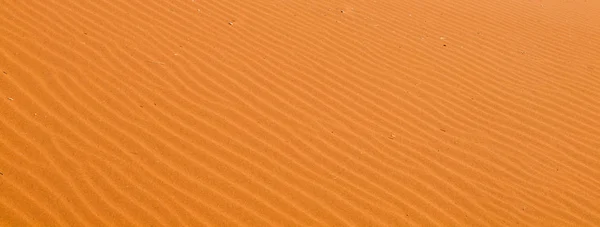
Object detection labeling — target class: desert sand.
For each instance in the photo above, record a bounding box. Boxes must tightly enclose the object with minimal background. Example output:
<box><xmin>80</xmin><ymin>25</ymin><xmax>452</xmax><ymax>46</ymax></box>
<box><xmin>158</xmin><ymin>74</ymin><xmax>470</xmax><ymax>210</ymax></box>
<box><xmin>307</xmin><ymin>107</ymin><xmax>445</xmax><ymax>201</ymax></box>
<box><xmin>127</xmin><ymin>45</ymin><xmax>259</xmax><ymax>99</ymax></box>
<box><xmin>1</xmin><ymin>0</ymin><xmax>600</xmax><ymax>226</ymax></box>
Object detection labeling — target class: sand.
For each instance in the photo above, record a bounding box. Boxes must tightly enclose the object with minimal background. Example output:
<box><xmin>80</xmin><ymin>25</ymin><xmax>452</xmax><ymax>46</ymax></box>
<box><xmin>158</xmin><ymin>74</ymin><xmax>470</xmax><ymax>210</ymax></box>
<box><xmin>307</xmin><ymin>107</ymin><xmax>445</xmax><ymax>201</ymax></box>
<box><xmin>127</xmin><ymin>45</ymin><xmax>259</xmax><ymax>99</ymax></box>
<box><xmin>1</xmin><ymin>0</ymin><xmax>600</xmax><ymax>226</ymax></box>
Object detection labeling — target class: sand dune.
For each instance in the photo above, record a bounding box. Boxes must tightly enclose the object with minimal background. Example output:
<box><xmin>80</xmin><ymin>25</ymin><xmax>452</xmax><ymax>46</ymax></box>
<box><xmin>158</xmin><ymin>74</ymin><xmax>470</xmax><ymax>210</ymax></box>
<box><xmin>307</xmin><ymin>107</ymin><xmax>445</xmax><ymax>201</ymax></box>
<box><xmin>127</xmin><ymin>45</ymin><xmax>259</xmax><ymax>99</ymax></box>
<box><xmin>1</xmin><ymin>0</ymin><xmax>600</xmax><ymax>225</ymax></box>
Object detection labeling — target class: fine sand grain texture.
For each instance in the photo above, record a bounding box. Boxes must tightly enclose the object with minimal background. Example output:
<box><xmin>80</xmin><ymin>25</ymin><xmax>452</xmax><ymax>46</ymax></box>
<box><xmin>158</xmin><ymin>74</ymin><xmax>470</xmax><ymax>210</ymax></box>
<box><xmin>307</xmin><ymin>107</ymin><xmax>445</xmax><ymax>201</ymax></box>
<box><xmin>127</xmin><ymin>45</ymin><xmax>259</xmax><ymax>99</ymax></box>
<box><xmin>1</xmin><ymin>0</ymin><xmax>600</xmax><ymax>226</ymax></box>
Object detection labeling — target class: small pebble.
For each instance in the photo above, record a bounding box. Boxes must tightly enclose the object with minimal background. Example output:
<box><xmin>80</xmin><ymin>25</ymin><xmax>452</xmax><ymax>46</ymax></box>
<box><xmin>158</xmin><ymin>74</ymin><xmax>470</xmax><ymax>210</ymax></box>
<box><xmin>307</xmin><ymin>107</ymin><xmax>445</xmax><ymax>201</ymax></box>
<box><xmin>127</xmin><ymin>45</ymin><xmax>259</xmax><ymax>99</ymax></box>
<box><xmin>7</xmin><ymin>97</ymin><xmax>13</xmax><ymax>101</ymax></box>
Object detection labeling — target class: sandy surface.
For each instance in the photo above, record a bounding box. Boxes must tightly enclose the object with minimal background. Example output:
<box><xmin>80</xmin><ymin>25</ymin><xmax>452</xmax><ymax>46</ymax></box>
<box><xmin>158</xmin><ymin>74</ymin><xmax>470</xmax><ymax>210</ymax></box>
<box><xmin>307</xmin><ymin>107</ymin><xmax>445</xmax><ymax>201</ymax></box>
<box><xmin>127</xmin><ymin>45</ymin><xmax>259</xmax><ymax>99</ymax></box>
<box><xmin>1</xmin><ymin>0</ymin><xmax>600</xmax><ymax>226</ymax></box>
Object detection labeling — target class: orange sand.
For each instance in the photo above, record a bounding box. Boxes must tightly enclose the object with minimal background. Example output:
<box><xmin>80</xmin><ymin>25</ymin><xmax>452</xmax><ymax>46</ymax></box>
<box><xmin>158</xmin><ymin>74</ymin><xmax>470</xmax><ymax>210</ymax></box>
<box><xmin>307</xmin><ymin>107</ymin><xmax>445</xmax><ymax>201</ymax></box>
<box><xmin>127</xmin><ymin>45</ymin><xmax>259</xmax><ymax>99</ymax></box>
<box><xmin>1</xmin><ymin>0</ymin><xmax>600</xmax><ymax>226</ymax></box>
